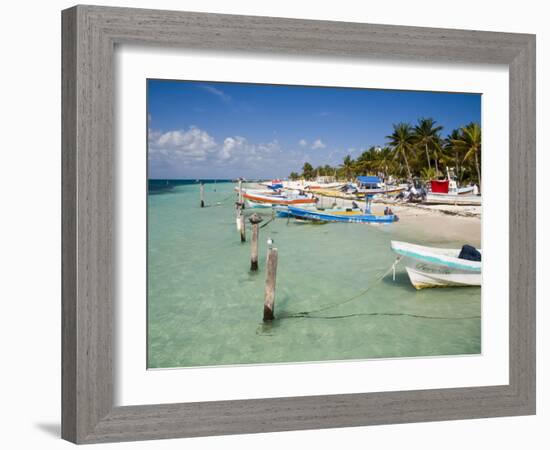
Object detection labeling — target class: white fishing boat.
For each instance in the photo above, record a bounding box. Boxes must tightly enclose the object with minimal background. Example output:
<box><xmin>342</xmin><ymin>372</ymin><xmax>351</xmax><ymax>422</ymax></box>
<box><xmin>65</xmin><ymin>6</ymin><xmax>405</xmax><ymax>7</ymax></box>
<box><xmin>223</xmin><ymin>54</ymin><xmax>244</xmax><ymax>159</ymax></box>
<box><xmin>353</xmin><ymin>176</ymin><xmax>406</xmax><ymax>197</ymax></box>
<box><xmin>391</xmin><ymin>240</ymin><xmax>481</xmax><ymax>289</ymax></box>
<box><xmin>424</xmin><ymin>172</ymin><xmax>480</xmax><ymax>205</ymax></box>
<box><xmin>241</xmin><ymin>188</ymin><xmax>317</xmax><ymax>206</ymax></box>
<box><xmin>281</xmin><ymin>179</ymin><xmax>345</xmax><ymax>191</ymax></box>
<box><xmin>429</xmin><ymin>178</ymin><xmax>474</xmax><ymax>196</ymax></box>
<box><xmin>423</xmin><ymin>194</ymin><xmax>482</xmax><ymax>206</ymax></box>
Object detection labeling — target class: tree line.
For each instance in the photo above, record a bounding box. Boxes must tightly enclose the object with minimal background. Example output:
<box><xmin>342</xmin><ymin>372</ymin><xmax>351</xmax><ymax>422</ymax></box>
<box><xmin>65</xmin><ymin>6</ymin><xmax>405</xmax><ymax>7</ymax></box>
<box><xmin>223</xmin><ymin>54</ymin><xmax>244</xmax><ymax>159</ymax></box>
<box><xmin>289</xmin><ymin>119</ymin><xmax>481</xmax><ymax>189</ymax></box>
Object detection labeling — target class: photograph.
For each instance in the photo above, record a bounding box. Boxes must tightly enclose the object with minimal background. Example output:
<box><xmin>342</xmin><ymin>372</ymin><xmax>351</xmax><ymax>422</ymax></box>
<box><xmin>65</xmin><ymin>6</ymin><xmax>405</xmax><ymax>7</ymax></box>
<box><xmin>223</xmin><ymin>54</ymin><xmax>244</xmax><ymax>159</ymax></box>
<box><xmin>147</xmin><ymin>79</ymin><xmax>482</xmax><ymax>369</ymax></box>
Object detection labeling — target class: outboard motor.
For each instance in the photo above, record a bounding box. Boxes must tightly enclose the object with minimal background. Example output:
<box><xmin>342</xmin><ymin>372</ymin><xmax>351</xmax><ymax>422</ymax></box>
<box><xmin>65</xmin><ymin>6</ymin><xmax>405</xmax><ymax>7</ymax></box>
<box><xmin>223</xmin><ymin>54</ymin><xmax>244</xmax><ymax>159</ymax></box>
<box><xmin>458</xmin><ymin>244</ymin><xmax>481</xmax><ymax>262</ymax></box>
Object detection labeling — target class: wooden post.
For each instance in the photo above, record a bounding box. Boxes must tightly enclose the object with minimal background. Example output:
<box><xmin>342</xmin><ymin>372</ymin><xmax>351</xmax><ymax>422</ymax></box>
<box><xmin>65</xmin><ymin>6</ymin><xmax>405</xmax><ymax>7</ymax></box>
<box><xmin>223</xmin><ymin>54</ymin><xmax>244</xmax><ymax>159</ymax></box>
<box><xmin>263</xmin><ymin>247</ymin><xmax>278</xmax><ymax>321</ymax></box>
<box><xmin>249</xmin><ymin>214</ymin><xmax>263</xmax><ymax>270</ymax></box>
<box><xmin>200</xmin><ymin>183</ymin><xmax>205</xmax><ymax>208</ymax></box>
<box><xmin>238</xmin><ymin>211</ymin><xmax>246</xmax><ymax>242</ymax></box>
<box><xmin>250</xmin><ymin>223</ymin><xmax>259</xmax><ymax>270</ymax></box>
<box><xmin>238</xmin><ymin>179</ymin><xmax>244</xmax><ymax>206</ymax></box>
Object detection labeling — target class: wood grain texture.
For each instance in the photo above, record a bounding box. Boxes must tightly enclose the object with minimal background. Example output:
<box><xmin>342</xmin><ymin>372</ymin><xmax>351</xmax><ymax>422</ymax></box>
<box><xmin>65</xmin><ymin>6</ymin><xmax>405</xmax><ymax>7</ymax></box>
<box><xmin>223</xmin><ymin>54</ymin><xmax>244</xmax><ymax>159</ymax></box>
<box><xmin>61</xmin><ymin>7</ymin><xmax>77</xmax><ymax>443</ymax></box>
<box><xmin>61</xmin><ymin>5</ymin><xmax>536</xmax><ymax>444</ymax></box>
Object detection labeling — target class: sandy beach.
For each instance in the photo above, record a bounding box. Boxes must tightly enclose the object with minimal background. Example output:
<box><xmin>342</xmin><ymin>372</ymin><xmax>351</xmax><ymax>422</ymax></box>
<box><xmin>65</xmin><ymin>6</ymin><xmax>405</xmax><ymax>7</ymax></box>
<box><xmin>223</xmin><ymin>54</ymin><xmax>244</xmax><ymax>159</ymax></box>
<box><xmin>315</xmin><ymin>194</ymin><xmax>482</xmax><ymax>248</ymax></box>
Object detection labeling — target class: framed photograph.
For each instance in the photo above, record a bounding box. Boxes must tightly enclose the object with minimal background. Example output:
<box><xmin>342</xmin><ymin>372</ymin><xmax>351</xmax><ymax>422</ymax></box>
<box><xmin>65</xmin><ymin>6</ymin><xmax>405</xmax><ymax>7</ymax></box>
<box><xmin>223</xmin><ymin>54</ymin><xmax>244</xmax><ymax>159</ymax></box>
<box><xmin>62</xmin><ymin>5</ymin><xmax>536</xmax><ymax>444</ymax></box>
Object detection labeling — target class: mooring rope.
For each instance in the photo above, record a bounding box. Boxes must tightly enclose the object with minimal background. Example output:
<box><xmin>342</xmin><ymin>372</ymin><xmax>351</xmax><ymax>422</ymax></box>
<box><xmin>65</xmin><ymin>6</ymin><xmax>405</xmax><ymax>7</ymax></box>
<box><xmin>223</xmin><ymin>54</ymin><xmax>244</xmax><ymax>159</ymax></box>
<box><xmin>259</xmin><ymin>215</ymin><xmax>276</xmax><ymax>229</ymax></box>
<box><xmin>277</xmin><ymin>257</ymin><xmax>480</xmax><ymax>322</ymax></box>
<box><xmin>204</xmin><ymin>193</ymin><xmax>236</xmax><ymax>207</ymax></box>
<box><xmin>279</xmin><ymin>259</ymin><xmax>398</xmax><ymax>319</ymax></box>
<box><xmin>281</xmin><ymin>312</ymin><xmax>481</xmax><ymax>321</ymax></box>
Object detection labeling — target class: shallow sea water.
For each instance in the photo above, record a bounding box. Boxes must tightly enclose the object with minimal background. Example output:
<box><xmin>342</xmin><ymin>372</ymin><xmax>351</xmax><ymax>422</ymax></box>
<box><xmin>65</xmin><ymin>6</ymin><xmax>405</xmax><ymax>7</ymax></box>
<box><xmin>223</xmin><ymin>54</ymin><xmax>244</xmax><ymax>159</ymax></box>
<box><xmin>147</xmin><ymin>182</ymin><xmax>481</xmax><ymax>368</ymax></box>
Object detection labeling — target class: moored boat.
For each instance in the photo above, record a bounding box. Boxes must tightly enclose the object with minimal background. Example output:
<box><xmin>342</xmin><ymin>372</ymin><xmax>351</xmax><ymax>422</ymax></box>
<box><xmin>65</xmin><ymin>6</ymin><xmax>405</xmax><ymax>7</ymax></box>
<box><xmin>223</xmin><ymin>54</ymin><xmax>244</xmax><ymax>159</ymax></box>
<box><xmin>242</xmin><ymin>189</ymin><xmax>317</xmax><ymax>206</ymax></box>
<box><xmin>390</xmin><ymin>240</ymin><xmax>481</xmax><ymax>289</ymax></box>
<box><xmin>286</xmin><ymin>205</ymin><xmax>397</xmax><ymax>223</ymax></box>
<box><xmin>307</xmin><ymin>188</ymin><xmax>358</xmax><ymax>200</ymax></box>
<box><xmin>245</xmin><ymin>199</ymin><xmax>273</xmax><ymax>208</ymax></box>
<box><xmin>283</xmin><ymin>180</ymin><xmax>345</xmax><ymax>190</ymax></box>
<box><xmin>353</xmin><ymin>176</ymin><xmax>406</xmax><ymax>197</ymax></box>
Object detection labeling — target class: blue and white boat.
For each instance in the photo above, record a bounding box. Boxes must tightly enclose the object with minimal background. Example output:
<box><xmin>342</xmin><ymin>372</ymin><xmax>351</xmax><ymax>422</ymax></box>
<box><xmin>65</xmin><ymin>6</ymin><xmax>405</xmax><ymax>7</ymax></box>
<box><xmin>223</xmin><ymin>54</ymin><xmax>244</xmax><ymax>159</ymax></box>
<box><xmin>285</xmin><ymin>205</ymin><xmax>397</xmax><ymax>223</ymax></box>
<box><xmin>391</xmin><ymin>240</ymin><xmax>481</xmax><ymax>289</ymax></box>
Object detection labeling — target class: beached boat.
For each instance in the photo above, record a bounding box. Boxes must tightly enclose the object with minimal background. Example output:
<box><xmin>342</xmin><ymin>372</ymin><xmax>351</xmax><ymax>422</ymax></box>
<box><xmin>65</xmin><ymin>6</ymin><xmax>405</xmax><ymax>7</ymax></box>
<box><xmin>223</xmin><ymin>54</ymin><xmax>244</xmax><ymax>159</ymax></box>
<box><xmin>242</xmin><ymin>189</ymin><xmax>317</xmax><ymax>206</ymax></box>
<box><xmin>259</xmin><ymin>179</ymin><xmax>285</xmax><ymax>190</ymax></box>
<box><xmin>423</xmin><ymin>194</ymin><xmax>482</xmax><ymax>206</ymax></box>
<box><xmin>307</xmin><ymin>188</ymin><xmax>358</xmax><ymax>200</ymax></box>
<box><xmin>286</xmin><ymin>205</ymin><xmax>397</xmax><ymax>223</ymax></box>
<box><xmin>390</xmin><ymin>240</ymin><xmax>481</xmax><ymax>289</ymax></box>
<box><xmin>353</xmin><ymin>176</ymin><xmax>406</xmax><ymax>197</ymax></box>
<box><xmin>424</xmin><ymin>177</ymin><xmax>480</xmax><ymax>205</ymax></box>
<box><xmin>277</xmin><ymin>179</ymin><xmax>346</xmax><ymax>191</ymax></box>
<box><xmin>429</xmin><ymin>179</ymin><xmax>474</xmax><ymax>195</ymax></box>
<box><xmin>309</xmin><ymin>178</ymin><xmax>405</xmax><ymax>200</ymax></box>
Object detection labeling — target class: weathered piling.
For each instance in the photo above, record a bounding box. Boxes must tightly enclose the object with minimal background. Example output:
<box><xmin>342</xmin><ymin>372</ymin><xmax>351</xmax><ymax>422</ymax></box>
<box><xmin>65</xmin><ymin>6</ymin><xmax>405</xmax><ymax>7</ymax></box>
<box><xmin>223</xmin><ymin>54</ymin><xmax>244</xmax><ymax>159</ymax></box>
<box><xmin>249</xmin><ymin>214</ymin><xmax>263</xmax><ymax>271</ymax></box>
<box><xmin>238</xmin><ymin>211</ymin><xmax>246</xmax><ymax>242</ymax></box>
<box><xmin>263</xmin><ymin>247</ymin><xmax>278</xmax><ymax>321</ymax></box>
<box><xmin>200</xmin><ymin>183</ymin><xmax>205</xmax><ymax>208</ymax></box>
<box><xmin>238</xmin><ymin>179</ymin><xmax>244</xmax><ymax>206</ymax></box>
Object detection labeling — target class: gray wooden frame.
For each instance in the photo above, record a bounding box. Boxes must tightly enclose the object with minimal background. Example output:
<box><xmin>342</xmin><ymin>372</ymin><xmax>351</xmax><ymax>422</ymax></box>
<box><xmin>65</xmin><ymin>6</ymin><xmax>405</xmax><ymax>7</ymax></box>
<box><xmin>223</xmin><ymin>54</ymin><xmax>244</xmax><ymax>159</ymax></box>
<box><xmin>62</xmin><ymin>4</ymin><xmax>536</xmax><ymax>444</ymax></box>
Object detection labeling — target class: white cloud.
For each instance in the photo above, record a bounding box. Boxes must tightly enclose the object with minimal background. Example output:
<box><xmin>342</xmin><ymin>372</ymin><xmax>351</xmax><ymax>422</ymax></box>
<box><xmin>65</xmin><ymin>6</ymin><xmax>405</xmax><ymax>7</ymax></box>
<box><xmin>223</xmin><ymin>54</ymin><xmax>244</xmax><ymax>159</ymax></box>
<box><xmin>311</xmin><ymin>139</ymin><xmax>326</xmax><ymax>150</ymax></box>
<box><xmin>198</xmin><ymin>85</ymin><xmax>231</xmax><ymax>102</ymax></box>
<box><xmin>220</xmin><ymin>136</ymin><xmax>247</xmax><ymax>160</ymax></box>
<box><xmin>148</xmin><ymin>126</ymin><xmax>283</xmax><ymax>176</ymax></box>
<box><xmin>149</xmin><ymin>126</ymin><xmax>217</xmax><ymax>162</ymax></box>
<box><xmin>298</xmin><ymin>139</ymin><xmax>308</xmax><ymax>147</ymax></box>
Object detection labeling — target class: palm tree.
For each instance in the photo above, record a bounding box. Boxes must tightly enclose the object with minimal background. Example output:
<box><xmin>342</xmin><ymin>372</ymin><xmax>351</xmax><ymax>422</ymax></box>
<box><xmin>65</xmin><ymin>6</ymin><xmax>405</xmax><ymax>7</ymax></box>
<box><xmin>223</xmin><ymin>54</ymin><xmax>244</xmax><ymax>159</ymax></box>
<box><xmin>413</xmin><ymin>118</ymin><xmax>443</xmax><ymax>175</ymax></box>
<box><xmin>420</xmin><ymin>167</ymin><xmax>437</xmax><ymax>182</ymax></box>
<box><xmin>444</xmin><ymin>129</ymin><xmax>462</xmax><ymax>181</ymax></box>
<box><xmin>302</xmin><ymin>162</ymin><xmax>314</xmax><ymax>180</ymax></box>
<box><xmin>373</xmin><ymin>146</ymin><xmax>394</xmax><ymax>179</ymax></box>
<box><xmin>355</xmin><ymin>147</ymin><xmax>378</xmax><ymax>175</ymax></box>
<box><xmin>452</xmin><ymin>122</ymin><xmax>482</xmax><ymax>191</ymax></box>
<box><xmin>386</xmin><ymin>123</ymin><xmax>415</xmax><ymax>180</ymax></box>
<box><xmin>341</xmin><ymin>155</ymin><xmax>355</xmax><ymax>181</ymax></box>
<box><xmin>289</xmin><ymin>171</ymin><xmax>300</xmax><ymax>181</ymax></box>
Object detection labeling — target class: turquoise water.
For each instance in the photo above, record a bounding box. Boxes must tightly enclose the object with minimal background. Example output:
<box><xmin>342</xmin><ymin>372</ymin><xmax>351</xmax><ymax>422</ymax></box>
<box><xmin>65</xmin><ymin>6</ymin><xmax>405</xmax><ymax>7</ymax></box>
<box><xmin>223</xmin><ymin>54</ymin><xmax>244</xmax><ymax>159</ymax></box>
<box><xmin>147</xmin><ymin>182</ymin><xmax>481</xmax><ymax>368</ymax></box>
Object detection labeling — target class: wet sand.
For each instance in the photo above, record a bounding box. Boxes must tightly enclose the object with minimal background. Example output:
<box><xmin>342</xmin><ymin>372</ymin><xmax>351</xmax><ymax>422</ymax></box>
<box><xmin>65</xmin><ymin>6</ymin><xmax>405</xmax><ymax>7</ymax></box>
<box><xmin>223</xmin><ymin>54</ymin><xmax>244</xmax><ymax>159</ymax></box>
<box><xmin>317</xmin><ymin>195</ymin><xmax>482</xmax><ymax>248</ymax></box>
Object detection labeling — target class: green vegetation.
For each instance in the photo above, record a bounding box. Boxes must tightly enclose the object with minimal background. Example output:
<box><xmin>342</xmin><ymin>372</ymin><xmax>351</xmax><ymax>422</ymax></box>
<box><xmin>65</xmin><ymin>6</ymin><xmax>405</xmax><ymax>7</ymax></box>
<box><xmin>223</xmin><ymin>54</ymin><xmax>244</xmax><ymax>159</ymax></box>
<box><xmin>292</xmin><ymin>119</ymin><xmax>481</xmax><ymax>186</ymax></box>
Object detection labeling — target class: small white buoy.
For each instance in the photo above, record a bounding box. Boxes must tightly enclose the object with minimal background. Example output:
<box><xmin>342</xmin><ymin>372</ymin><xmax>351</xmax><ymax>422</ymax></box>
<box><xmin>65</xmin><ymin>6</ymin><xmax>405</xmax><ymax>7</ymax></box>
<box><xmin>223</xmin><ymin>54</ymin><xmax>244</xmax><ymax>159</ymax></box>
<box><xmin>267</xmin><ymin>237</ymin><xmax>274</xmax><ymax>247</ymax></box>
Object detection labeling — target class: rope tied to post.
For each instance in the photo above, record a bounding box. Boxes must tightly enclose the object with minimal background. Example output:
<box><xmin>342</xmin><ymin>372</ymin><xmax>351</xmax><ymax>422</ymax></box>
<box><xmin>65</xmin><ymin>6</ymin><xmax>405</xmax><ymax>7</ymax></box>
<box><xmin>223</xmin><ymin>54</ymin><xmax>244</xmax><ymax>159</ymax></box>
<box><xmin>277</xmin><ymin>256</ymin><xmax>480</xmax><ymax>322</ymax></box>
<box><xmin>279</xmin><ymin>259</ymin><xmax>399</xmax><ymax>319</ymax></box>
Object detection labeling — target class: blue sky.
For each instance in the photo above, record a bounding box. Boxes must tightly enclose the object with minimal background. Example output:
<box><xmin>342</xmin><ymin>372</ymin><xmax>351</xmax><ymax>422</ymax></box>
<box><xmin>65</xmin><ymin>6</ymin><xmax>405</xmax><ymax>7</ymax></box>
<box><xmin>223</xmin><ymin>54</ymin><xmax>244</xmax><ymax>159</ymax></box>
<box><xmin>147</xmin><ymin>79</ymin><xmax>481</xmax><ymax>179</ymax></box>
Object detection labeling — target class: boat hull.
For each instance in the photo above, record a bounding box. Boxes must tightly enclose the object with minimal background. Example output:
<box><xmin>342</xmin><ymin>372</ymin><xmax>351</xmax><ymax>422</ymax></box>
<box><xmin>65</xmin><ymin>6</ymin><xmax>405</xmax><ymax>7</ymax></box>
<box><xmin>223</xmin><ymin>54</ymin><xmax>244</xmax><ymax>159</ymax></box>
<box><xmin>288</xmin><ymin>206</ymin><xmax>396</xmax><ymax>223</ymax></box>
<box><xmin>402</xmin><ymin>258</ymin><xmax>481</xmax><ymax>289</ymax></box>
<box><xmin>245</xmin><ymin>199</ymin><xmax>273</xmax><ymax>208</ymax></box>
<box><xmin>391</xmin><ymin>240</ymin><xmax>481</xmax><ymax>289</ymax></box>
<box><xmin>243</xmin><ymin>192</ymin><xmax>316</xmax><ymax>206</ymax></box>
<box><xmin>354</xmin><ymin>186</ymin><xmax>406</xmax><ymax>197</ymax></box>
<box><xmin>424</xmin><ymin>194</ymin><xmax>482</xmax><ymax>206</ymax></box>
